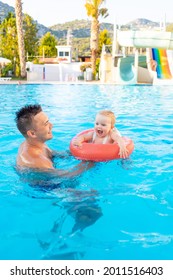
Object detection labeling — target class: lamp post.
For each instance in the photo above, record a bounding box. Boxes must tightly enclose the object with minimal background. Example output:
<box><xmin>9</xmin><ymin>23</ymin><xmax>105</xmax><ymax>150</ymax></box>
<box><xmin>13</xmin><ymin>57</ymin><xmax>16</xmax><ymax>76</ymax></box>
<box><xmin>42</xmin><ymin>47</ymin><xmax>45</xmax><ymax>62</ymax></box>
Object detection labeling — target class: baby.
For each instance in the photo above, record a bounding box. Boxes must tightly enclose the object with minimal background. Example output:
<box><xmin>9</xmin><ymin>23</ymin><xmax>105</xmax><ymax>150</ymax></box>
<box><xmin>73</xmin><ymin>110</ymin><xmax>129</xmax><ymax>159</ymax></box>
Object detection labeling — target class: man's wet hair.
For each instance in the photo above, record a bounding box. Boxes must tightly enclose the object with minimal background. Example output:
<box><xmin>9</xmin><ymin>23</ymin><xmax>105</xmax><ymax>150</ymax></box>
<box><xmin>15</xmin><ymin>104</ymin><xmax>42</xmax><ymax>137</ymax></box>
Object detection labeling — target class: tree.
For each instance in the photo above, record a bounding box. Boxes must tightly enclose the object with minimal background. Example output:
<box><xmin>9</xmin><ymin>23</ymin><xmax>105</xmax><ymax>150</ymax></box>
<box><xmin>98</xmin><ymin>29</ymin><xmax>112</xmax><ymax>56</ymax></box>
<box><xmin>38</xmin><ymin>32</ymin><xmax>58</xmax><ymax>58</ymax></box>
<box><xmin>85</xmin><ymin>0</ymin><xmax>108</xmax><ymax>77</ymax></box>
<box><xmin>23</xmin><ymin>14</ymin><xmax>39</xmax><ymax>59</ymax></box>
<box><xmin>166</xmin><ymin>24</ymin><xmax>173</xmax><ymax>32</ymax></box>
<box><xmin>0</xmin><ymin>12</ymin><xmax>39</xmax><ymax>76</ymax></box>
<box><xmin>15</xmin><ymin>0</ymin><xmax>26</xmax><ymax>78</ymax></box>
<box><xmin>0</xmin><ymin>13</ymin><xmax>19</xmax><ymax>75</ymax></box>
<box><xmin>0</xmin><ymin>13</ymin><xmax>18</xmax><ymax>60</ymax></box>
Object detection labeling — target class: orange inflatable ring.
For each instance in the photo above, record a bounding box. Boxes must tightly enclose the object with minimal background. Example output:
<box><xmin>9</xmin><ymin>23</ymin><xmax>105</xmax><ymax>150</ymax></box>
<box><xmin>70</xmin><ymin>129</ymin><xmax>134</xmax><ymax>162</ymax></box>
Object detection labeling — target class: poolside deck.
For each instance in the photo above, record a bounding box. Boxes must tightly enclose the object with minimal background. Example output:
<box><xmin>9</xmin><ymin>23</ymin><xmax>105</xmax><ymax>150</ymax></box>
<box><xmin>0</xmin><ymin>79</ymin><xmax>151</xmax><ymax>85</ymax></box>
<box><xmin>0</xmin><ymin>79</ymin><xmax>107</xmax><ymax>85</ymax></box>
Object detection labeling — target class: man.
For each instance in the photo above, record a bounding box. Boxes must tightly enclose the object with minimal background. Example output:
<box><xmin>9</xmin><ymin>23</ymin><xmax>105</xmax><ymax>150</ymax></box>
<box><xmin>15</xmin><ymin>104</ymin><xmax>92</xmax><ymax>177</ymax></box>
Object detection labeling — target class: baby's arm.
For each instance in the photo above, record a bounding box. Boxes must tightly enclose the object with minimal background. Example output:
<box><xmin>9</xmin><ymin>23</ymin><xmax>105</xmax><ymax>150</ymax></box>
<box><xmin>111</xmin><ymin>129</ymin><xmax>129</xmax><ymax>159</ymax></box>
<box><xmin>72</xmin><ymin>131</ymin><xmax>93</xmax><ymax>147</ymax></box>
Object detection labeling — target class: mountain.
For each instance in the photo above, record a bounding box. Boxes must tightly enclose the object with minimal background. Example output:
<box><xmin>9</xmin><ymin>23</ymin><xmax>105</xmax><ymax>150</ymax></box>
<box><xmin>0</xmin><ymin>1</ymin><xmax>51</xmax><ymax>37</ymax></box>
<box><xmin>50</xmin><ymin>18</ymin><xmax>160</xmax><ymax>38</ymax></box>
<box><xmin>0</xmin><ymin>1</ymin><xmax>113</xmax><ymax>39</ymax></box>
<box><xmin>50</xmin><ymin>18</ymin><xmax>162</xmax><ymax>39</ymax></box>
<box><xmin>0</xmin><ymin>1</ymin><xmax>13</xmax><ymax>18</ymax></box>
<box><xmin>125</xmin><ymin>18</ymin><xmax>160</xmax><ymax>29</ymax></box>
<box><xmin>50</xmin><ymin>19</ymin><xmax>114</xmax><ymax>39</ymax></box>
<box><xmin>0</xmin><ymin>1</ymin><xmax>169</xmax><ymax>40</ymax></box>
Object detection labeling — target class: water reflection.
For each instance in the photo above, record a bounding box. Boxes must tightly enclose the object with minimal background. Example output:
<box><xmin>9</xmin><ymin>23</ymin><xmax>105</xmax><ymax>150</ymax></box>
<box><xmin>16</xmin><ymin>166</ymin><xmax>102</xmax><ymax>260</ymax></box>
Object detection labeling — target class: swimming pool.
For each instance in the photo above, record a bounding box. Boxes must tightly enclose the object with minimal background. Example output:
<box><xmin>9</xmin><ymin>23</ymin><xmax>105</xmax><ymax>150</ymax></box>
<box><xmin>0</xmin><ymin>84</ymin><xmax>173</xmax><ymax>260</ymax></box>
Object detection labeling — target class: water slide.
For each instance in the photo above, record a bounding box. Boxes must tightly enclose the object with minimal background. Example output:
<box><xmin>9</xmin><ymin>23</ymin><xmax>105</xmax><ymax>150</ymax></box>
<box><xmin>116</xmin><ymin>31</ymin><xmax>173</xmax><ymax>84</ymax></box>
<box><xmin>100</xmin><ymin>31</ymin><xmax>173</xmax><ymax>84</ymax></box>
<box><xmin>117</xmin><ymin>55</ymin><xmax>148</xmax><ymax>84</ymax></box>
<box><xmin>116</xmin><ymin>56</ymin><xmax>136</xmax><ymax>84</ymax></box>
<box><xmin>150</xmin><ymin>48</ymin><xmax>172</xmax><ymax>79</ymax></box>
<box><xmin>117</xmin><ymin>31</ymin><xmax>173</xmax><ymax>49</ymax></box>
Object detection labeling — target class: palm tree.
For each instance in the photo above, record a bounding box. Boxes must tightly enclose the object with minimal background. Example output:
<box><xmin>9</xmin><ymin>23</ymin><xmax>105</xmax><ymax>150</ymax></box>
<box><xmin>85</xmin><ymin>0</ymin><xmax>108</xmax><ymax>77</ymax></box>
<box><xmin>15</xmin><ymin>0</ymin><xmax>26</xmax><ymax>78</ymax></box>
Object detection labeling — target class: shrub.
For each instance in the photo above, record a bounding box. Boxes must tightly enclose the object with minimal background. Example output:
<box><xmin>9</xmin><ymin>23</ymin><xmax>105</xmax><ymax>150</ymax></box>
<box><xmin>1</xmin><ymin>63</ymin><xmax>13</xmax><ymax>77</ymax></box>
<box><xmin>80</xmin><ymin>62</ymin><xmax>91</xmax><ymax>72</ymax></box>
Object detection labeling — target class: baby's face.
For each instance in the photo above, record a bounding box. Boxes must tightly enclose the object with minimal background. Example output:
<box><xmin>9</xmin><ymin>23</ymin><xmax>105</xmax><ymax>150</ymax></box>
<box><xmin>94</xmin><ymin>114</ymin><xmax>112</xmax><ymax>138</ymax></box>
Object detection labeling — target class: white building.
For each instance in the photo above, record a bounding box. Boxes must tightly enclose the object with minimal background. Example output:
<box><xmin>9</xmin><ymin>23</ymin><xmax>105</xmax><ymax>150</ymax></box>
<box><xmin>56</xmin><ymin>45</ymin><xmax>72</xmax><ymax>63</ymax></box>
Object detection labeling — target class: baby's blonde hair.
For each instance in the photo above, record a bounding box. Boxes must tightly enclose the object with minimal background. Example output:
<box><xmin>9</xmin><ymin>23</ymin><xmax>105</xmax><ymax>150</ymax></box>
<box><xmin>97</xmin><ymin>110</ymin><xmax>116</xmax><ymax>128</ymax></box>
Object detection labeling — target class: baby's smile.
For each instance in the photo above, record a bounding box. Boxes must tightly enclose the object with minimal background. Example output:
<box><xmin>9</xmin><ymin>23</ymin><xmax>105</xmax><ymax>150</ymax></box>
<box><xmin>96</xmin><ymin>129</ymin><xmax>104</xmax><ymax>136</ymax></box>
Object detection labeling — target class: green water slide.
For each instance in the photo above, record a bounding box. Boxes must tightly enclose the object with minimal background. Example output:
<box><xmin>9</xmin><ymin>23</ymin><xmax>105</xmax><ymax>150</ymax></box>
<box><xmin>119</xmin><ymin>56</ymin><xmax>135</xmax><ymax>82</ymax></box>
<box><xmin>118</xmin><ymin>55</ymin><xmax>146</xmax><ymax>83</ymax></box>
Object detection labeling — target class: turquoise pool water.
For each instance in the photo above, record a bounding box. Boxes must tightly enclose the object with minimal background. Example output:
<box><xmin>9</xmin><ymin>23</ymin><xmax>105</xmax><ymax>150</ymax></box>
<box><xmin>0</xmin><ymin>84</ymin><xmax>173</xmax><ymax>260</ymax></box>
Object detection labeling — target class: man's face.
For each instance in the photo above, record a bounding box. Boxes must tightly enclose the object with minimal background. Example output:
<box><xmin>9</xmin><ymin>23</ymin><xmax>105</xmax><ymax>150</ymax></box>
<box><xmin>31</xmin><ymin>111</ymin><xmax>53</xmax><ymax>142</ymax></box>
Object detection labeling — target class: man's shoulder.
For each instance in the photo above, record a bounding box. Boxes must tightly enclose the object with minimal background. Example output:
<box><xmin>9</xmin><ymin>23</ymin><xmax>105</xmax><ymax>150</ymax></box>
<box><xmin>17</xmin><ymin>142</ymin><xmax>53</xmax><ymax>169</ymax></box>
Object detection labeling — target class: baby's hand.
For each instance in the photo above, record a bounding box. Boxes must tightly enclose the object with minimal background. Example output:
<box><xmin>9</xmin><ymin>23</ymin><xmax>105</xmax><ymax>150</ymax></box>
<box><xmin>72</xmin><ymin>136</ymin><xmax>84</xmax><ymax>147</ymax></box>
<box><xmin>119</xmin><ymin>145</ymin><xmax>129</xmax><ymax>159</ymax></box>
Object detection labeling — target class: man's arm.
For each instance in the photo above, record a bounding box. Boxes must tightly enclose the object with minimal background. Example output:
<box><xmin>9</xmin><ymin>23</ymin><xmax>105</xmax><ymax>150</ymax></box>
<box><xmin>17</xmin><ymin>152</ymin><xmax>94</xmax><ymax>178</ymax></box>
<box><xmin>51</xmin><ymin>149</ymin><xmax>71</xmax><ymax>158</ymax></box>
<box><xmin>50</xmin><ymin>160</ymin><xmax>94</xmax><ymax>178</ymax></box>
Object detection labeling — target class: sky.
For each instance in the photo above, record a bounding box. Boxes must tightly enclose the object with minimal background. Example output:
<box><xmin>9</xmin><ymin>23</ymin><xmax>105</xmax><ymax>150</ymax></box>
<box><xmin>1</xmin><ymin>0</ymin><xmax>172</xmax><ymax>27</ymax></box>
